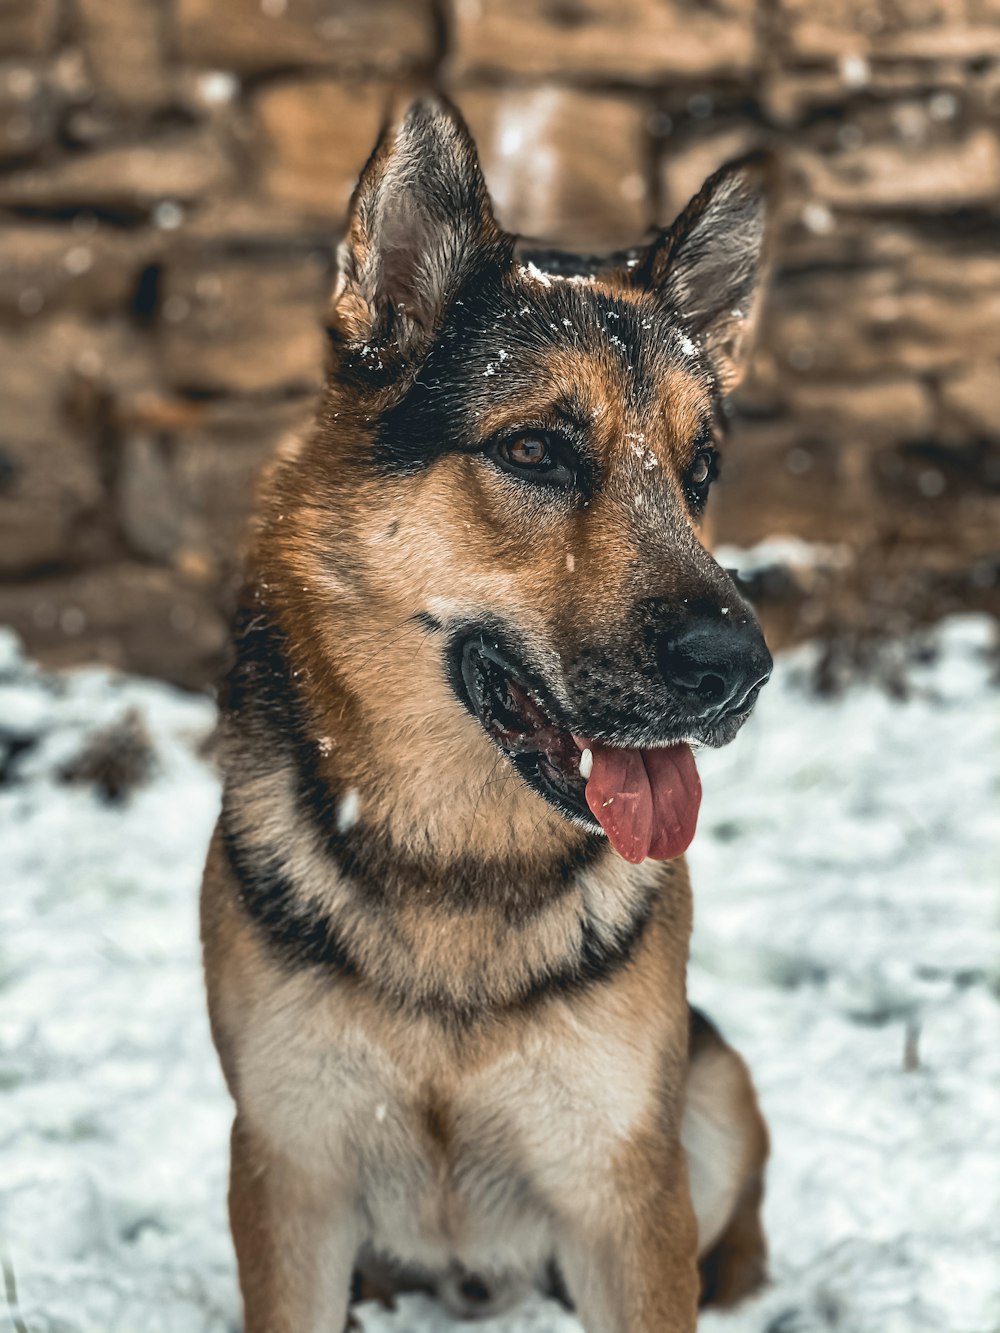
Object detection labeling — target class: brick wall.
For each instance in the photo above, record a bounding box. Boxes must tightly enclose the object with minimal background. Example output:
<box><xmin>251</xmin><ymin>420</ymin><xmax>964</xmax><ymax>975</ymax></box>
<box><xmin>1</xmin><ymin>0</ymin><xmax>998</xmax><ymax>685</ymax></box>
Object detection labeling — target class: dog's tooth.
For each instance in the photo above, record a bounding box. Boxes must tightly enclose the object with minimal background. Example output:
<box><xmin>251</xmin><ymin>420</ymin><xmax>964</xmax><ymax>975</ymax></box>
<box><xmin>579</xmin><ymin>748</ymin><xmax>593</xmax><ymax>780</ymax></box>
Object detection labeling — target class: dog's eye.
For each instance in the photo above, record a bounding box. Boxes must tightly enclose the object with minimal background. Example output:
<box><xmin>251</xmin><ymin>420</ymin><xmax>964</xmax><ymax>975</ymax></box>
<box><xmin>685</xmin><ymin>447</ymin><xmax>718</xmax><ymax>509</ymax></box>
<box><xmin>508</xmin><ymin>434</ymin><xmax>548</xmax><ymax>467</ymax></box>
<box><xmin>490</xmin><ymin>432</ymin><xmax>575</xmax><ymax>487</ymax></box>
<box><xmin>690</xmin><ymin>452</ymin><xmax>712</xmax><ymax>486</ymax></box>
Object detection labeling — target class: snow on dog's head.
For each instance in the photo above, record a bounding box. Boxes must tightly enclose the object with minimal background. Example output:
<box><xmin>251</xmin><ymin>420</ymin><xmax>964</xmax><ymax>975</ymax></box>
<box><xmin>262</xmin><ymin>97</ymin><xmax>776</xmax><ymax>861</ymax></box>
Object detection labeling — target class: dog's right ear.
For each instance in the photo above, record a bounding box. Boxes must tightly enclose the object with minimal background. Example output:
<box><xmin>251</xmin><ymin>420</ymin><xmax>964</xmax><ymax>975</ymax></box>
<box><xmin>329</xmin><ymin>97</ymin><xmax>505</xmax><ymax>359</ymax></box>
<box><xmin>627</xmin><ymin>153</ymin><xmax>777</xmax><ymax>394</ymax></box>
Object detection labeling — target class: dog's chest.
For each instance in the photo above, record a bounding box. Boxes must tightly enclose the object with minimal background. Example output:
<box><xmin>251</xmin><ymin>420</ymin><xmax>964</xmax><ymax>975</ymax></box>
<box><xmin>240</xmin><ymin>988</ymin><xmax>656</xmax><ymax>1271</ymax></box>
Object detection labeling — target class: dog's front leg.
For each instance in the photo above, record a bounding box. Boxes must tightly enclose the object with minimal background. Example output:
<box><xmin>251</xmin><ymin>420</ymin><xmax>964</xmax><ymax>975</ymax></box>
<box><xmin>557</xmin><ymin>1135</ymin><xmax>699</xmax><ymax>1333</ymax></box>
<box><xmin>229</xmin><ymin>1116</ymin><xmax>360</xmax><ymax>1333</ymax></box>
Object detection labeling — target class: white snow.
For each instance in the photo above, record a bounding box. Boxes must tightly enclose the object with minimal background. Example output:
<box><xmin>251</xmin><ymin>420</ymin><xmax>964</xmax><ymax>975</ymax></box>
<box><xmin>839</xmin><ymin>54</ymin><xmax>871</xmax><ymax>89</ymax></box>
<box><xmin>1</xmin><ymin>617</ymin><xmax>997</xmax><ymax>1332</ymax></box>
<box><xmin>195</xmin><ymin>71</ymin><xmax>238</xmax><ymax>107</ymax></box>
<box><xmin>519</xmin><ymin>261</ymin><xmax>553</xmax><ymax>289</ymax></box>
<box><xmin>337</xmin><ymin>788</ymin><xmax>361</xmax><ymax>833</ymax></box>
<box><xmin>713</xmin><ymin>537</ymin><xmax>853</xmax><ymax>579</ymax></box>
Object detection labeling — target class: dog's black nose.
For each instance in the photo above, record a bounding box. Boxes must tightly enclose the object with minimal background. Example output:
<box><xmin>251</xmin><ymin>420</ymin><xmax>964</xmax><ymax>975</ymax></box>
<box><xmin>658</xmin><ymin>614</ymin><xmax>772</xmax><ymax>721</ymax></box>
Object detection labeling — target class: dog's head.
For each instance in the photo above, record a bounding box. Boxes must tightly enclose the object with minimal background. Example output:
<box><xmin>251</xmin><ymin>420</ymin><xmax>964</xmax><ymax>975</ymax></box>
<box><xmin>266</xmin><ymin>98</ymin><xmax>776</xmax><ymax>864</ymax></box>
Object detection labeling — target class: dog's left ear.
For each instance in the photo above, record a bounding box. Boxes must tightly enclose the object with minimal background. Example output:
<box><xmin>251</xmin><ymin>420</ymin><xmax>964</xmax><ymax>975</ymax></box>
<box><xmin>330</xmin><ymin>97</ymin><xmax>505</xmax><ymax>358</ymax></box>
<box><xmin>635</xmin><ymin>153</ymin><xmax>777</xmax><ymax>393</ymax></box>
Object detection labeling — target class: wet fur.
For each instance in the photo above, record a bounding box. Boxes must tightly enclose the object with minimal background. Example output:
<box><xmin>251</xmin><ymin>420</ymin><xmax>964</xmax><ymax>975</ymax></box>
<box><xmin>203</xmin><ymin>98</ymin><xmax>774</xmax><ymax>1331</ymax></box>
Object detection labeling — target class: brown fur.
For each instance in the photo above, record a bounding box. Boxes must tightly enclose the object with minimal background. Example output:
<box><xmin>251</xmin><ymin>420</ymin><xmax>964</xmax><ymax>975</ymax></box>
<box><xmin>203</xmin><ymin>97</ymin><xmax>775</xmax><ymax>1331</ymax></box>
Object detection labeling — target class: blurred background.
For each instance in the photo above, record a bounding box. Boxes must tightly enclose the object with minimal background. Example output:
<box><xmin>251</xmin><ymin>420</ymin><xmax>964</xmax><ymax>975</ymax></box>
<box><xmin>1</xmin><ymin>0</ymin><xmax>999</xmax><ymax>690</ymax></box>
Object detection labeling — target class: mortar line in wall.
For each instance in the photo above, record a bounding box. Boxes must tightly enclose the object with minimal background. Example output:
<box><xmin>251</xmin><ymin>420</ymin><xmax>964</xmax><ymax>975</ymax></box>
<box><xmin>429</xmin><ymin>0</ymin><xmax>453</xmax><ymax>88</ymax></box>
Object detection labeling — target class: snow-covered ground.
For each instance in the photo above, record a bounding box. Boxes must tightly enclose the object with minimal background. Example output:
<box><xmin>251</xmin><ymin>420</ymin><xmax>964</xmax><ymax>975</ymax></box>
<box><xmin>1</xmin><ymin>618</ymin><xmax>998</xmax><ymax>1333</ymax></box>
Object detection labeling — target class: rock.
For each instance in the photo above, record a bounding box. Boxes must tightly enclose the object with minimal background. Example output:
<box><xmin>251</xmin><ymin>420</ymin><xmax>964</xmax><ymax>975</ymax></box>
<box><xmin>762</xmin><ymin>65</ymin><xmax>967</xmax><ymax>126</ymax></box>
<box><xmin>0</xmin><ymin>130</ymin><xmax>232</xmax><ymax>210</ymax></box>
<box><xmin>117</xmin><ymin>435</ymin><xmax>187</xmax><ymax>564</ymax></box>
<box><xmin>451</xmin><ymin>0</ymin><xmax>757</xmax><ymax>82</ymax></box>
<box><xmin>0</xmin><ymin>315</ymin><xmax>166</xmax><ymax>576</ymax></box>
<box><xmin>781</xmin><ymin>377</ymin><xmax>934</xmax><ymax>440</ymax></box>
<box><xmin>253</xmin><ymin>78</ymin><xmax>388</xmax><ymax>221</ymax></box>
<box><xmin>0</xmin><ymin>0</ymin><xmax>59</xmax><ymax>57</ymax></box>
<box><xmin>176</xmin><ymin>0</ymin><xmax>435</xmax><ymax>77</ymax></box>
<box><xmin>75</xmin><ymin>0</ymin><xmax>171</xmax><ymax>108</ymax></box>
<box><xmin>0</xmin><ymin>317</ymin><xmax>98</xmax><ymax>441</ymax></box>
<box><xmin>761</xmin><ymin>257</ymin><xmax>1000</xmax><ymax>379</ymax></box>
<box><xmin>0</xmin><ymin>0</ymin><xmax>997</xmax><ymax>686</ymax></box>
<box><xmin>870</xmin><ymin>444</ymin><xmax>1000</xmax><ymax>552</ymax></box>
<box><xmin>157</xmin><ymin>248</ymin><xmax>330</xmax><ymax>394</ymax></box>
<box><xmin>0</xmin><ymin>315</ymin><xmax>159</xmax><ymax>436</ymax></box>
<box><xmin>169</xmin><ymin>430</ymin><xmax>290</xmax><ymax>575</ymax></box>
<box><xmin>940</xmin><ymin>363</ymin><xmax>1000</xmax><ymax>440</ymax></box>
<box><xmin>0</xmin><ymin>435</ymin><xmax>105</xmax><ymax>575</ymax></box>
<box><xmin>457</xmin><ymin>86</ymin><xmax>651</xmax><ymax>249</ymax></box>
<box><xmin>711</xmin><ymin>420</ymin><xmax>864</xmax><ymax>548</ymax></box>
<box><xmin>794</xmin><ymin>120</ymin><xmax>1000</xmax><ymax>211</ymax></box>
<box><xmin>777</xmin><ymin>209</ymin><xmax>907</xmax><ymax>269</ymax></box>
<box><xmin>0</xmin><ymin>564</ymin><xmax>229</xmax><ymax>689</ymax></box>
<box><xmin>180</xmin><ymin>194</ymin><xmax>335</xmax><ymax>246</ymax></box>
<box><xmin>0</xmin><ymin>225</ymin><xmax>160</xmax><ymax>318</ymax></box>
<box><xmin>58</xmin><ymin>706</ymin><xmax>157</xmax><ymax>804</ymax></box>
<box><xmin>116</xmin><ymin>397</ymin><xmax>308</xmax><ymax>574</ymax></box>
<box><xmin>0</xmin><ymin>61</ymin><xmax>57</xmax><ymax>159</ymax></box>
<box><xmin>776</xmin><ymin>0</ymin><xmax>1000</xmax><ymax>63</ymax></box>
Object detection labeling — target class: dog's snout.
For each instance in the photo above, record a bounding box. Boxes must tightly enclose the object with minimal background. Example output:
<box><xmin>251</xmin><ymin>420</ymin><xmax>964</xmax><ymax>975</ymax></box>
<box><xmin>657</xmin><ymin>614</ymin><xmax>772</xmax><ymax>722</ymax></box>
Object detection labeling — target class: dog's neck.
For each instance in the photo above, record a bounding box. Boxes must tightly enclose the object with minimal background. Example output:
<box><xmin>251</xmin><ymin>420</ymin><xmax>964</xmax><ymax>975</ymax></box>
<box><xmin>217</xmin><ymin>586</ymin><xmax>672</xmax><ymax>1018</ymax></box>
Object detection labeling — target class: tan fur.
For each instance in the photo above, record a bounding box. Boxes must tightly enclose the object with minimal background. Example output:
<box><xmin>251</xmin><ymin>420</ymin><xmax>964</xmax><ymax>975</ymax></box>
<box><xmin>204</xmin><ymin>778</ymin><xmax>767</xmax><ymax>1330</ymax></box>
<box><xmin>203</xmin><ymin>98</ymin><xmax>774</xmax><ymax>1332</ymax></box>
<box><xmin>204</xmin><ymin>831</ymin><xmax>709</xmax><ymax>1331</ymax></box>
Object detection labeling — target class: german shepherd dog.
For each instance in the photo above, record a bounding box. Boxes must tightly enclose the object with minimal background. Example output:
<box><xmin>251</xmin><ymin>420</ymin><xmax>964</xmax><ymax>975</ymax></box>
<box><xmin>202</xmin><ymin>97</ymin><xmax>775</xmax><ymax>1332</ymax></box>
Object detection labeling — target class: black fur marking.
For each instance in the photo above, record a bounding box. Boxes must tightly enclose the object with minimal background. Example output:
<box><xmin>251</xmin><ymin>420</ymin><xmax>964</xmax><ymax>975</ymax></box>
<box><xmin>226</xmin><ymin>598</ymin><xmax>605</xmax><ymax>923</ymax></box>
<box><xmin>224</xmin><ymin>786</ymin><xmax>651</xmax><ymax>1021</ymax></box>
<box><xmin>222</xmin><ymin>595</ymin><xmax>650</xmax><ymax>1018</ymax></box>
<box><xmin>444</xmin><ymin>886</ymin><xmax>651</xmax><ymax>1017</ymax></box>
<box><xmin>221</xmin><ymin>595</ymin><xmax>302</xmax><ymax>742</ymax></box>
<box><xmin>372</xmin><ymin>276</ymin><xmax>680</xmax><ymax>482</ymax></box>
<box><xmin>518</xmin><ymin>245</ymin><xmax>637</xmax><ymax>281</ymax></box>
<box><xmin>529</xmin><ymin>895</ymin><xmax>654</xmax><ymax>1001</ymax></box>
<box><xmin>221</xmin><ymin>812</ymin><xmax>360</xmax><ymax>977</ymax></box>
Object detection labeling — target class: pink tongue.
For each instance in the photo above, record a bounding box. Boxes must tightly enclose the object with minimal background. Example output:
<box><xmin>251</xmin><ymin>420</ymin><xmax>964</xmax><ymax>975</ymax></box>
<box><xmin>583</xmin><ymin>742</ymin><xmax>701</xmax><ymax>864</ymax></box>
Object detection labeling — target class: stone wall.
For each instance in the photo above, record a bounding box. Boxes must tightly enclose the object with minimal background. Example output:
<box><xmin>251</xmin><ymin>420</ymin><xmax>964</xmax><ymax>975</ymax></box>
<box><xmin>1</xmin><ymin>0</ymin><xmax>998</xmax><ymax>685</ymax></box>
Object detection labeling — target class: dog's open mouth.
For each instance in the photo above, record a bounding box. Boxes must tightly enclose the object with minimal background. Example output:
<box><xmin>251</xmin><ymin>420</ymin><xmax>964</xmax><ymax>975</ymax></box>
<box><xmin>456</xmin><ymin>637</ymin><xmax>701</xmax><ymax>864</ymax></box>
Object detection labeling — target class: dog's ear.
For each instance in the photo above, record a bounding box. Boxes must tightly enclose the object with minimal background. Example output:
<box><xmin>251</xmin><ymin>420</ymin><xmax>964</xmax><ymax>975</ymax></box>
<box><xmin>329</xmin><ymin>97</ymin><xmax>504</xmax><ymax>357</ymax></box>
<box><xmin>634</xmin><ymin>154</ymin><xmax>776</xmax><ymax>393</ymax></box>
